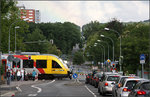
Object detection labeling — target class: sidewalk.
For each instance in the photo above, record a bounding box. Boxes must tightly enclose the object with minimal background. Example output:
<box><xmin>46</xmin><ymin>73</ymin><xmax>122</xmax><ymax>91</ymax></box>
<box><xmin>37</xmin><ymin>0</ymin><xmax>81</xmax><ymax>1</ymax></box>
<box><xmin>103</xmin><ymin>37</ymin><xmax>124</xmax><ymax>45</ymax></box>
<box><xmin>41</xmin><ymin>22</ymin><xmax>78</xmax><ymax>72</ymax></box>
<box><xmin>0</xmin><ymin>80</ymin><xmax>43</xmax><ymax>97</ymax></box>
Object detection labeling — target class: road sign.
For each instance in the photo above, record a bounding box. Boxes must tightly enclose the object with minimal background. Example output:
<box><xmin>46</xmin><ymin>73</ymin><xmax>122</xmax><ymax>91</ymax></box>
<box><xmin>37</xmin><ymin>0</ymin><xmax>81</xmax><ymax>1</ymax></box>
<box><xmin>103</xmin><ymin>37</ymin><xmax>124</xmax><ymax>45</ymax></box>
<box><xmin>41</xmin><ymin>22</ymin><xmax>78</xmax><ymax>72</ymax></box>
<box><xmin>7</xmin><ymin>55</ymin><xmax>14</xmax><ymax>62</ymax></box>
<box><xmin>13</xmin><ymin>58</ymin><xmax>20</xmax><ymax>63</ymax></box>
<box><xmin>140</xmin><ymin>54</ymin><xmax>145</xmax><ymax>64</ymax></box>
<box><xmin>72</xmin><ymin>73</ymin><xmax>78</xmax><ymax>79</ymax></box>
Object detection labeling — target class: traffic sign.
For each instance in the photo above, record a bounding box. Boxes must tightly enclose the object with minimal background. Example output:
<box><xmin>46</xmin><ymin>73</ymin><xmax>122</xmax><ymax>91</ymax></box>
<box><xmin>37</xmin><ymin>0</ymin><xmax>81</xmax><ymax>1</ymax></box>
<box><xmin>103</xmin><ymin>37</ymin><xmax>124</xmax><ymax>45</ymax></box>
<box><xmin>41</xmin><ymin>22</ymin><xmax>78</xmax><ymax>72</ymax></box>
<box><xmin>140</xmin><ymin>54</ymin><xmax>145</xmax><ymax>60</ymax></box>
<box><xmin>140</xmin><ymin>54</ymin><xmax>145</xmax><ymax>64</ymax></box>
<box><xmin>72</xmin><ymin>73</ymin><xmax>78</xmax><ymax>79</ymax></box>
<box><xmin>7</xmin><ymin>55</ymin><xmax>14</xmax><ymax>62</ymax></box>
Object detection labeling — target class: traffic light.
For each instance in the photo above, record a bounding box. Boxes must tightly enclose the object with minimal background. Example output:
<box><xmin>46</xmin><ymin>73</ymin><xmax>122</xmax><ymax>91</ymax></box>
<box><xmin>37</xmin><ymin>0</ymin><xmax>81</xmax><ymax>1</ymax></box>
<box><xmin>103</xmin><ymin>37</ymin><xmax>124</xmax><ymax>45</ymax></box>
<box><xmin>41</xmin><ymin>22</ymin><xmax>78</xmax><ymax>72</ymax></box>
<box><xmin>112</xmin><ymin>64</ymin><xmax>115</xmax><ymax>68</ymax></box>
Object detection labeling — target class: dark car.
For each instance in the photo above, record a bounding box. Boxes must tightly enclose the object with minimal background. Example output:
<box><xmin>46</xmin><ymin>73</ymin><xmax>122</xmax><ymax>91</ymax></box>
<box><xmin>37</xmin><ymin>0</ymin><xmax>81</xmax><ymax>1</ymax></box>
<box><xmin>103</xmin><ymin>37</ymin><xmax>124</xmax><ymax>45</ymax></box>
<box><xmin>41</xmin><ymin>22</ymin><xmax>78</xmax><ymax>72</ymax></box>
<box><xmin>128</xmin><ymin>80</ymin><xmax>150</xmax><ymax>97</ymax></box>
<box><xmin>93</xmin><ymin>72</ymin><xmax>103</xmax><ymax>88</ymax></box>
<box><xmin>85</xmin><ymin>73</ymin><xmax>92</xmax><ymax>84</ymax></box>
<box><xmin>89</xmin><ymin>70</ymin><xmax>100</xmax><ymax>85</ymax></box>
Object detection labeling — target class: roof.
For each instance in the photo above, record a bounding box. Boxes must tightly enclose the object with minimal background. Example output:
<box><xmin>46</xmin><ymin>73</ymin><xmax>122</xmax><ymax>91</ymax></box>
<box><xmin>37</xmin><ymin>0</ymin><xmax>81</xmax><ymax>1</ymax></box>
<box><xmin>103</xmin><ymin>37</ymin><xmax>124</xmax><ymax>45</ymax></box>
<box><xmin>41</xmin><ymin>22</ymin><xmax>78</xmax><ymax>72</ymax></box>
<box><xmin>124</xmin><ymin>78</ymin><xmax>147</xmax><ymax>81</ymax></box>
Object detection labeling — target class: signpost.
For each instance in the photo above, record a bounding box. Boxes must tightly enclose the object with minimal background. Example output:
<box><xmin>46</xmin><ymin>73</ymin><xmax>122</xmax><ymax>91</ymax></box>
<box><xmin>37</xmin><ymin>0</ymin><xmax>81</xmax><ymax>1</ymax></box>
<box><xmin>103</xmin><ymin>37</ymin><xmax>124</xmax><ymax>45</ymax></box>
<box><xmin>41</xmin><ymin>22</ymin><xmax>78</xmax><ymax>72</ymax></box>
<box><xmin>72</xmin><ymin>73</ymin><xmax>78</xmax><ymax>79</ymax></box>
<box><xmin>140</xmin><ymin>54</ymin><xmax>145</xmax><ymax>78</ymax></box>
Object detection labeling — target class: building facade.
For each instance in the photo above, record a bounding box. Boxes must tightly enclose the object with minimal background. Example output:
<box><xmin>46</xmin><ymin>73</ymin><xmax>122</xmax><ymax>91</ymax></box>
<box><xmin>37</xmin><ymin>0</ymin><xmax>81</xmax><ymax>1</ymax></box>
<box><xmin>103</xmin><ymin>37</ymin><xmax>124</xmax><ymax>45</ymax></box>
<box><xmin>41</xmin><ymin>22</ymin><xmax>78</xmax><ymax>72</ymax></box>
<box><xmin>17</xmin><ymin>5</ymin><xmax>40</xmax><ymax>23</ymax></box>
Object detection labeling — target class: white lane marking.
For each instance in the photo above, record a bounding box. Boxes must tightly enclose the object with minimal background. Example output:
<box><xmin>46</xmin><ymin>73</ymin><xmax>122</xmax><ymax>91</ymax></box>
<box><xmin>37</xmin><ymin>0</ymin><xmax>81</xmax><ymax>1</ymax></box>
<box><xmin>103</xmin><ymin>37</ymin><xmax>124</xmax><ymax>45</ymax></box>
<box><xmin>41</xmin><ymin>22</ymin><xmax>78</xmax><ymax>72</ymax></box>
<box><xmin>31</xmin><ymin>85</ymin><xmax>42</xmax><ymax>93</ymax></box>
<box><xmin>36</xmin><ymin>80</ymin><xmax>55</xmax><ymax>86</ymax></box>
<box><xmin>28</xmin><ymin>94</ymin><xmax>37</xmax><ymax>96</ymax></box>
<box><xmin>85</xmin><ymin>85</ymin><xmax>97</xmax><ymax>97</ymax></box>
<box><xmin>16</xmin><ymin>86</ymin><xmax>22</xmax><ymax>92</ymax></box>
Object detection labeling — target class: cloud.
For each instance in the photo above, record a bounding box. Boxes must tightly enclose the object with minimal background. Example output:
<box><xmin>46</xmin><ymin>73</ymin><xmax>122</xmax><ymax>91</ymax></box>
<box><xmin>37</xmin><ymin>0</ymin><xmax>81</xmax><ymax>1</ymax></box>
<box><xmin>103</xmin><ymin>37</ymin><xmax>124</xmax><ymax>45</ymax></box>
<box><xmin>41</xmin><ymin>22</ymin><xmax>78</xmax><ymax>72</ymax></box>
<box><xmin>17</xmin><ymin>1</ymin><xmax>149</xmax><ymax>26</ymax></box>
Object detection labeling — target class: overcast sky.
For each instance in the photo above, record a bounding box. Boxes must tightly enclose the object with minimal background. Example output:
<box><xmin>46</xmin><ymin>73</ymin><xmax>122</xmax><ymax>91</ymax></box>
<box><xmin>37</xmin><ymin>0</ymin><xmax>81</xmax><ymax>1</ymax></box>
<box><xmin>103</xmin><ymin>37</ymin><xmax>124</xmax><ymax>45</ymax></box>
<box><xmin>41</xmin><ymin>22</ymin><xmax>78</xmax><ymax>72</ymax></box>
<box><xmin>17</xmin><ymin>1</ymin><xmax>149</xmax><ymax>27</ymax></box>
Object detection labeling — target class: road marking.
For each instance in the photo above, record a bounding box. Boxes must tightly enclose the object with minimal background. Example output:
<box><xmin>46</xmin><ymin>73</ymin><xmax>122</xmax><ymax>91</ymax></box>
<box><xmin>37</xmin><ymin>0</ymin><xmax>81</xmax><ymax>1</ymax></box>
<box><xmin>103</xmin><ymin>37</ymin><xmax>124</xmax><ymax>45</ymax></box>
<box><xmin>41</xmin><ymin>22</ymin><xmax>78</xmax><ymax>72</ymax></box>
<box><xmin>1</xmin><ymin>92</ymin><xmax>15</xmax><ymax>96</ymax></box>
<box><xmin>85</xmin><ymin>85</ymin><xmax>97</xmax><ymax>97</ymax></box>
<box><xmin>31</xmin><ymin>85</ymin><xmax>42</xmax><ymax>93</ymax></box>
<box><xmin>28</xmin><ymin>94</ymin><xmax>37</xmax><ymax>96</ymax></box>
<box><xmin>36</xmin><ymin>79</ymin><xmax>55</xmax><ymax>86</ymax></box>
<box><xmin>16</xmin><ymin>86</ymin><xmax>22</xmax><ymax>92</ymax></box>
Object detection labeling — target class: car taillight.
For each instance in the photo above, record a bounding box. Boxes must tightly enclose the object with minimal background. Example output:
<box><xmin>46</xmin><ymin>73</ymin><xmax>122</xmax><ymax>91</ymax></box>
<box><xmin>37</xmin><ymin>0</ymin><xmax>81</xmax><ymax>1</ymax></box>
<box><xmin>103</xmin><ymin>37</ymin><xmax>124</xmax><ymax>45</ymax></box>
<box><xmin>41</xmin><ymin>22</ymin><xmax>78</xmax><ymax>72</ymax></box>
<box><xmin>123</xmin><ymin>88</ymin><xmax>131</xmax><ymax>92</ymax></box>
<box><xmin>137</xmin><ymin>91</ymin><xmax>146</xmax><ymax>95</ymax></box>
<box><xmin>105</xmin><ymin>83</ymin><xmax>108</xmax><ymax>86</ymax></box>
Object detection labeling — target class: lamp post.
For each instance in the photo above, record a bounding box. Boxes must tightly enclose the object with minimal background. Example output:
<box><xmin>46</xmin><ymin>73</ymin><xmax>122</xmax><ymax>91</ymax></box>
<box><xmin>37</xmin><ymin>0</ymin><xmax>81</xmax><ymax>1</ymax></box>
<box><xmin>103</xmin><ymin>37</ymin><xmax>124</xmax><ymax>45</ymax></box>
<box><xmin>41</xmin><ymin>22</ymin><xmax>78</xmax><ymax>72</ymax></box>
<box><xmin>97</xmin><ymin>40</ymin><xmax>109</xmax><ymax>59</ymax></box>
<box><xmin>104</xmin><ymin>28</ymin><xmax>122</xmax><ymax>71</ymax></box>
<box><xmin>15</xmin><ymin>26</ymin><xmax>20</xmax><ymax>52</ymax></box>
<box><xmin>94</xmin><ymin>43</ymin><xmax>106</xmax><ymax>71</ymax></box>
<box><xmin>101</xmin><ymin>34</ymin><xmax>114</xmax><ymax>62</ymax></box>
<box><xmin>8</xmin><ymin>18</ymin><xmax>29</xmax><ymax>54</ymax></box>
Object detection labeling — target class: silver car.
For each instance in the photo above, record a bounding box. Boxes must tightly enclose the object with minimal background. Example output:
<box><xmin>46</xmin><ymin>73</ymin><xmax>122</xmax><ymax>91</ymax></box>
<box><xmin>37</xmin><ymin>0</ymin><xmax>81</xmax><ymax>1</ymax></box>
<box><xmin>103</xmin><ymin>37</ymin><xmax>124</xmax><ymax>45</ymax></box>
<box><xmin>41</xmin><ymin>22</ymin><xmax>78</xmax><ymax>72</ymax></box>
<box><xmin>98</xmin><ymin>74</ymin><xmax>120</xmax><ymax>96</ymax></box>
<box><xmin>116</xmin><ymin>78</ymin><xmax>147</xmax><ymax>97</ymax></box>
<box><xmin>112</xmin><ymin>76</ymin><xmax>139</xmax><ymax>97</ymax></box>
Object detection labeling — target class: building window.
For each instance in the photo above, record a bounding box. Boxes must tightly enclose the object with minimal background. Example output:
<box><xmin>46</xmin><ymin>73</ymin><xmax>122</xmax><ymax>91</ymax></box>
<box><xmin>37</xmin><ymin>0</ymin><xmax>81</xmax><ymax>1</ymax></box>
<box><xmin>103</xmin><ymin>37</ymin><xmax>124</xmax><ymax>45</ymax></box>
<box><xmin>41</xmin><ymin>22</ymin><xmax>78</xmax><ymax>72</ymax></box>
<box><xmin>29</xmin><ymin>16</ymin><xmax>33</xmax><ymax>18</ymax></box>
<box><xmin>29</xmin><ymin>19</ymin><xmax>33</xmax><ymax>21</ymax></box>
<box><xmin>23</xmin><ymin>60</ymin><xmax>34</xmax><ymax>68</ymax></box>
<box><xmin>29</xmin><ymin>14</ymin><xmax>33</xmax><ymax>15</ymax></box>
<box><xmin>22</xmin><ymin>16</ymin><xmax>26</xmax><ymax>18</ymax></box>
<box><xmin>29</xmin><ymin>10</ymin><xmax>33</xmax><ymax>12</ymax></box>
<box><xmin>52</xmin><ymin>60</ymin><xmax>62</xmax><ymax>68</ymax></box>
<box><xmin>36</xmin><ymin>60</ymin><xmax>47</xmax><ymax>68</ymax></box>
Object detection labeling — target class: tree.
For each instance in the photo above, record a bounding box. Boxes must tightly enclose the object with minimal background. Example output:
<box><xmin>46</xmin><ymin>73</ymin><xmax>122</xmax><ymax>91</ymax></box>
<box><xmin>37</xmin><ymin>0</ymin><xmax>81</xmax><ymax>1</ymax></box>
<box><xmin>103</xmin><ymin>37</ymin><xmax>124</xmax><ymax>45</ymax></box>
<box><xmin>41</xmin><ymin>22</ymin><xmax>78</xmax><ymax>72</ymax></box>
<box><xmin>1</xmin><ymin>0</ymin><xmax>29</xmax><ymax>53</ymax></box>
<box><xmin>73</xmin><ymin>50</ymin><xmax>85</xmax><ymax>65</ymax></box>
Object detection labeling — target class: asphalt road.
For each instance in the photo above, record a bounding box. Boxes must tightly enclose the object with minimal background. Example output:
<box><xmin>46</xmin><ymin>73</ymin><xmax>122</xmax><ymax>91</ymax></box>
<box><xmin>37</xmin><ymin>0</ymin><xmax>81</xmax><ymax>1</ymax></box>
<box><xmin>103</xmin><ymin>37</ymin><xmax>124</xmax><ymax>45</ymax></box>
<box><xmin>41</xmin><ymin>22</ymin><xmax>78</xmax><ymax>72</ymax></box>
<box><xmin>14</xmin><ymin>78</ymin><xmax>111</xmax><ymax>97</ymax></box>
<box><xmin>14</xmin><ymin>65</ymin><xmax>111</xmax><ymax>97</ymax></box>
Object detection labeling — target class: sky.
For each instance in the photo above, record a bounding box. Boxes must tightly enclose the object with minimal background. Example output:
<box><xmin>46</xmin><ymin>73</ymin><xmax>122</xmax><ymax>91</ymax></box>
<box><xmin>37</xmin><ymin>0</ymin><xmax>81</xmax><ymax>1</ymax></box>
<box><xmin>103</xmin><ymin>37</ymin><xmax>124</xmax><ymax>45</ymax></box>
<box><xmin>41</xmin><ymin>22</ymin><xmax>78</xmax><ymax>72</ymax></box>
<box><xmin>17</xmin><ymin>1</ymin><xmax>149</xmax><ymax>27</ymax></box>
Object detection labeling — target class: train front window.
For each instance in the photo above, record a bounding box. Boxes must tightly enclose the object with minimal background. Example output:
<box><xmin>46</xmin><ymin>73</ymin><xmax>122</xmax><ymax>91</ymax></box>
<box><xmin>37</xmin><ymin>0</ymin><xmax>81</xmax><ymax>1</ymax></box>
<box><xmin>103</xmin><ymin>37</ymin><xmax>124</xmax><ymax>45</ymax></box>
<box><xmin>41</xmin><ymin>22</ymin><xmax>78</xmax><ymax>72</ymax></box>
<box><xmin>36</xmin><ymin>60</ymin><xmax>47</xmax><ymax>68</ymax></box>
<box><xmin>52</xmin><ymin>60</ymin><xmax>62</xmax><ymax>68</ymax></box>
<box><xmin>23</xmin><ymin>60</ymin><xmax>34</xmax><ymax>68</ymax></box>
<box><xmin>13</xmin><ymin>61</ymin><xmax>20</xmax><ymax>68</ymax></box>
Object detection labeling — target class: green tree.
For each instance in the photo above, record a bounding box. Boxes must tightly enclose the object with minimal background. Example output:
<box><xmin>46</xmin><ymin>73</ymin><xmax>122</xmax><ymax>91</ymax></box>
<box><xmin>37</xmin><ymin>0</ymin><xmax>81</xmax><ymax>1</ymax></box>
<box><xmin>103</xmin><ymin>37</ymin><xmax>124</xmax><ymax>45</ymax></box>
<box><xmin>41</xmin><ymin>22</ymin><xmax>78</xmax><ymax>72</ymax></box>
<box><xmin>73</xmin><ymin>50</ymin><xmax>85</xmax><ymax>65</ymax></box>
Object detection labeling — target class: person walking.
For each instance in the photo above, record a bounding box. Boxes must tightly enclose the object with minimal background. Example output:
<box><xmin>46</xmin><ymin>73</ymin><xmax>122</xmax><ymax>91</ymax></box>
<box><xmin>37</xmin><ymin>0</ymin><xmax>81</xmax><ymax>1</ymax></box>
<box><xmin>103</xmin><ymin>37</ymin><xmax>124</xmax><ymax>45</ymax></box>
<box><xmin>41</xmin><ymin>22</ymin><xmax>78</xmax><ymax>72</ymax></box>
<box><xmin>21</xmin><ymin>68</ymin><xmax>24</xmax><ymax>81</ymax></box>
<box><xmin>17</xmin><ymin>70</ymin><xmax>21</xmax><ymax>81</ymax></box>
<box><xmin>6</xmin><ymin>69</ymin><xmax>11</xmax><ymax>85</ymax></box>
<box><xmin>32</xmin><ymin>70</ymin><xmax>37</xmax><ymax>81</ymax></box>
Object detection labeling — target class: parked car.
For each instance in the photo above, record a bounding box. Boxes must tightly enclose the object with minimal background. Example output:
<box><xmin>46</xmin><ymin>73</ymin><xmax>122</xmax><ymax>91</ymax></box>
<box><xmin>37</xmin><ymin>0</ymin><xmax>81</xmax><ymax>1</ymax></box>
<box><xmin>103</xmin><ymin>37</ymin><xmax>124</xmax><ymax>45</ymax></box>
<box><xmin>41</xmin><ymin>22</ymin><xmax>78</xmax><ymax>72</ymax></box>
<box><xmin>98</xmin><ymin>74</ymin><xmax>120</xmax><ymax>96</ymax></box>
<box><xmin>93</xmin><ymin>72</ymin><xmax>103</xmax><ymax>88</ymax></box>
<box><xmin>116</xmin><ymin>78</ymin><xmax>147</xmax><ymax>97</ymax></box>
<box><xmin>89</xmin><ymin>69</ymin><xmax>101</xmax><ymax>85</ymax></box>
<box><xmin>85</xmin><ymin>73</ymin><xmax>92</xmax><ymax>84</ymax></box>
<box><xmin>128</xmin><ymin>80</ymin><xmax>150</xmax><ymax>97</ymax></box>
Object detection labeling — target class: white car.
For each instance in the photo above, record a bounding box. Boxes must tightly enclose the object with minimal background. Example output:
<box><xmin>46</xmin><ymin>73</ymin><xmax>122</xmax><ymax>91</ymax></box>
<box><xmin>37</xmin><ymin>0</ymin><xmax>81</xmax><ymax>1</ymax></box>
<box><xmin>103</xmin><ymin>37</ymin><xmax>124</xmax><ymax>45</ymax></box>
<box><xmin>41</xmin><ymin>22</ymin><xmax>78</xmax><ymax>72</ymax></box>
<box><xmin>98</xmin><ymin>74</ymin><xmax>120</xmax><ymax>96</ymax></box>
<box><xmin>116</xmin><ymin>78</ymin><xmax>147</xmax><ymax>97</ymax></box>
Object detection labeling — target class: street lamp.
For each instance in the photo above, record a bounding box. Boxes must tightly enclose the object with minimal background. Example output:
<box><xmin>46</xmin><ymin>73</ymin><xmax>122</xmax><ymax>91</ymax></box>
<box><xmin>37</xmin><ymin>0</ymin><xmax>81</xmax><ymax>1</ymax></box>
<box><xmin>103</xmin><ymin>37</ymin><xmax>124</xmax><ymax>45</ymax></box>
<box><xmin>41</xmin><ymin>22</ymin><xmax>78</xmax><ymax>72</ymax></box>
<box><xmin>15</xmin><ymin>26</ymin><xmax>20</xmax><ymax>52</ymax></box>
<box><xmin>100</xmin><ymin>34</ymin><xmax>114</xmax><ymax>62</ymax></box>
<box><xmin>94</xmin><ymin>43</ymin><xmax>105</xmax><ymax>71</ymax></box>
<box><xmin>97</xmin><ymin>40</ymin><xmax>109</xmax><ymax>59</ymax></box>
<box><xmin>8</xmin><ymin>18</ymin><xmax>29</xmax><ymax>53</ymax></box>
<box><xmin>104</xmin><ymin>27</ymin><xmax>122</xmax><ymax>71</ymax></box>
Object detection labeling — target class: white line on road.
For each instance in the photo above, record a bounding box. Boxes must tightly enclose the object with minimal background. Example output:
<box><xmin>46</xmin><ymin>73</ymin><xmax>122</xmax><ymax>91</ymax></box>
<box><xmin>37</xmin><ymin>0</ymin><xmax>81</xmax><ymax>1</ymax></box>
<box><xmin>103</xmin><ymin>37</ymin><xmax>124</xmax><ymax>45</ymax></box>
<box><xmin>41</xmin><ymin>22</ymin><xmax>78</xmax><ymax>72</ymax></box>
<box><xmin>31</xmin><ymin>85</ymin><xmax>42</xmax><ymax>93</ymax></box>
<box><xmin>85</xmin><ymin>85</ymin><xmax>97</xmax><ymax>97</ymax></box>
<box><xmin>16</xmin><ymin>86</ymin><xmax>22</xmax><ymax>92</ymax></box>
<box><xmin>28</xmin><ymin>94</ymin><xmax>37</xmax><ymax>96</ymax></box>
<box><xmin>36</xmin><ymin>80</ymin><xmax>55</xmax><ymax>86</ymax></box>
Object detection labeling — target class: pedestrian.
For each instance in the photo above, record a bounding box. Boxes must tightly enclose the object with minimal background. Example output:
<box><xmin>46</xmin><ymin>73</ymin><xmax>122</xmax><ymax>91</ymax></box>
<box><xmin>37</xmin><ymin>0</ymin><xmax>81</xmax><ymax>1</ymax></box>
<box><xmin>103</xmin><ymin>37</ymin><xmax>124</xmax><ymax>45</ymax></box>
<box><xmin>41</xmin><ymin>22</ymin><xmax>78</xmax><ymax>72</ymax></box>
<box><xmin>21</xmin><ymin>68</ymin><xmax>24</xmax><ymax>81</ymax></box>
<box><xmin>17</xmin><ymin>70</ymin><xmax>21</xmax><ymax>81</ymax></box>
<box><xmin>24</xmin><ymin>69</ymin><xmax>28</xmax><ymax>81</ymax></box>
<box><xmin>32</xmin><ymin>70</ymin><xmax>37</xmax><ymax>81</ymax></box>
<box><xmin>6</xmin><ymin>69</ymin><xmax>11</xmax><ymax>85</ymax></box>
<box><xmin>10</xmin><ymin>69</ymin><xmax>14</xmax><ymax>81</ymax></box>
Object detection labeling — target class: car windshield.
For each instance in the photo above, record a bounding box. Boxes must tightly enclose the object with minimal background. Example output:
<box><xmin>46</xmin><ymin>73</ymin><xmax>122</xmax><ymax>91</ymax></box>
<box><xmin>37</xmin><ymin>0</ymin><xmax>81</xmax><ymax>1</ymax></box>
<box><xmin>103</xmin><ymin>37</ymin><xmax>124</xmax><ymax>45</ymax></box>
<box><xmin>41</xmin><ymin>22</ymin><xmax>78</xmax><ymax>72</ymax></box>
<box><xmin>125</xmin><ymin>80</ymin><xmax>139</xmax><ymax>90</ymax></box>
<box><xmin>107</xmin><ymin>76</ymin><xmax>120</xmax><ymax>81</ymax></box>
<box><xmin>141</xmin><ymin>82</ymin><xmax>150</xmax><ymax>90</ymax></box>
